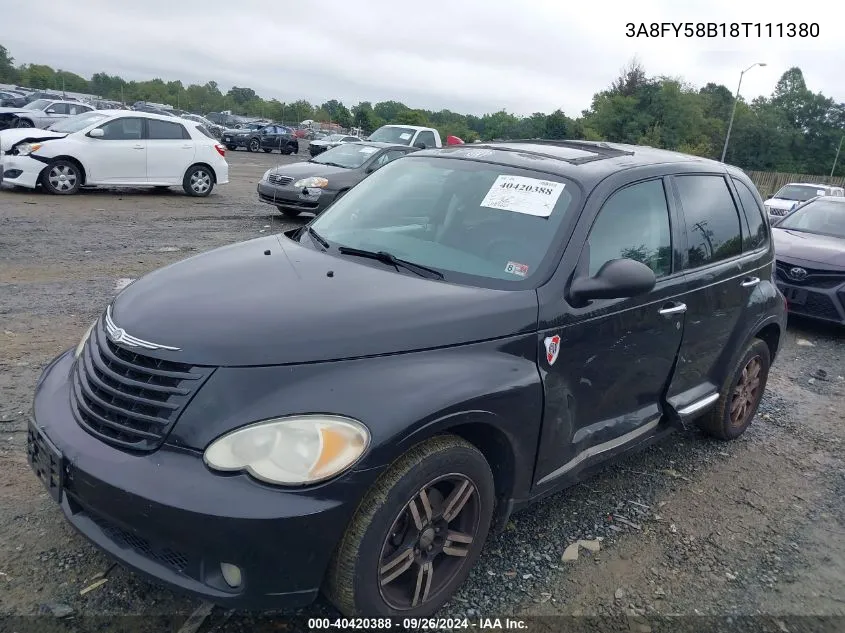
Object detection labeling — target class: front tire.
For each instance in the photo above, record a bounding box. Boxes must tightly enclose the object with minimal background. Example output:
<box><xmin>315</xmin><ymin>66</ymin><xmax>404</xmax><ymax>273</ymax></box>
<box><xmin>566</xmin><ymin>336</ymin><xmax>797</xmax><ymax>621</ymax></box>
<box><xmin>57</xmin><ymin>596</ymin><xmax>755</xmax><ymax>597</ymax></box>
<box><xmin>698</xmin><ymin>338</ymin><xmax>771</xmax><ymax>440</ymax></box>
<box><xmin>41</xmin><ymin>159</ymin><xmax>81</xmax><ymax>195</ymax></box>
<box><xmin>263</xmin><ymin>148</ymin><xmax>272</xmax><ymax>153</ymax></box>
<box><xmin>16</xmin><ymin>118</ymin><xmax>34</xmax><ymax>128</ymax></box>
<box><xmin>183</xmin><ymin>165</ymin><xmax>214</xmax><ymax>197</ymax></box>
<box><xmin>324</xmin><ymin>435</ymin><xmax>494</xmax><ymax>617</ymax></box>
<box><xmin>248</xmin><ymin>138</ymin><xmax>260</xmax><ymax>153</ymax></box>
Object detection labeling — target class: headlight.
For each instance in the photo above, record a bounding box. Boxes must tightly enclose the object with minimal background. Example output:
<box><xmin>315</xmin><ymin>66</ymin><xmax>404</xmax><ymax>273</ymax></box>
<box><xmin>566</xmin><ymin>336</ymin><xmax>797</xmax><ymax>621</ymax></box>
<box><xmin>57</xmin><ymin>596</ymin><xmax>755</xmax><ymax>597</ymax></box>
<box><xmin>293</xmin><ymin>177</ymin><xmax>329</xmax><ymax>188</ymax></box>
<box><xmin>262</xmin><ymin>168</ymin><xmax>273</xmax><ymax>181</ymax></box>
<box><xmin>15</xmin><ymin>142</ymin><xmax>42</xmax><ymax>156</ymax></box>
<box><xmin>203</xmin><ymin>415</ymin><xmax>370</xmax><ymax>485</ymax></box>
<box><xmin>74</xmin><ymin>320</ymin><xmax>97</xmax><ymax>359</ymax></box>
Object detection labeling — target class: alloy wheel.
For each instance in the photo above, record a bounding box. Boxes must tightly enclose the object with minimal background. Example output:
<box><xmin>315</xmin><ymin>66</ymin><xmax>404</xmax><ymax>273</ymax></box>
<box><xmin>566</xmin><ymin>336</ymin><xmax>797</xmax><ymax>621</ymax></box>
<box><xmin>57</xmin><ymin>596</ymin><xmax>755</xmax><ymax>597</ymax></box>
<box><xmin>48</xmin><ymin>165</ymin><xmax>78</xmax><ymax>192</ymax></box>
<box><xmin>378</xmin><ymin>474</ymin><xmax>480</xmax><ymax>610</ymax></box>
<box><xmin>730</xmin><ymin>356</ymin><xmax>762</xmax><ymax>427</ymax></box>
<box><xmin>190</xmin><ymin>170</ymin><xmax>211</xmax><ymax>194</ymax></box>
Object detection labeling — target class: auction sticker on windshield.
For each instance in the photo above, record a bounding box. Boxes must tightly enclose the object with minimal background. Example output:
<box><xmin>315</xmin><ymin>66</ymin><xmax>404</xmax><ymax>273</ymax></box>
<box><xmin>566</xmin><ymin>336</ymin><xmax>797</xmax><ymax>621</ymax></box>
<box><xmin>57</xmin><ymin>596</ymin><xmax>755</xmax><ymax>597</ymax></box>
<box><xmin>480</xmin><ymin>175</ymin><xmax>565</xmax><ymax>217</ymax></box>
<box><xmin>359</xmin><ymin>147</ymin><xmax>378</xmax><ymax>154</ymax></box>
<box><xmin>399</xmin><ymin>133</ymin><xmax>412</xmax><ymax>140</ymax></box>
<box><xmin>505</xmin><ymin>261</ymin><xmax>529</xmax><ymax>277</ymax></box>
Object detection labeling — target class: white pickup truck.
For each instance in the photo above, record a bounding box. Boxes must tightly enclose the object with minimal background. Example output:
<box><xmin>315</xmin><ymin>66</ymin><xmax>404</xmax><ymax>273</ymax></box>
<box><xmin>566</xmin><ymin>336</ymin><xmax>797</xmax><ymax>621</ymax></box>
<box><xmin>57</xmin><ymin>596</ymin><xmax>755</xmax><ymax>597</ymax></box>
<box><xmin>366</xmin><ymin>124</ymin><xmax>443</xmax><ymax>149</ymax></box>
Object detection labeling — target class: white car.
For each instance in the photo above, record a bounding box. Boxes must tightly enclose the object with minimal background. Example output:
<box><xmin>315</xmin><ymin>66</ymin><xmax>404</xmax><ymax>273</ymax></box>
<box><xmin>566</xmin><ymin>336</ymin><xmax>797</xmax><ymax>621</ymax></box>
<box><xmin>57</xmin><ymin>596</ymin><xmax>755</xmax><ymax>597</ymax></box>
<box><xmin>763</xmin><ymin>182</ymin><xmax>845</xmax><ymax>222</ymax></box>
<box><xmin>0</xmin><ymin>110</ymin><xmax>229</xmax><ymax>196</ymax></box>
<box><xmin>0</xmin><ymin>99</ymin><xmax>95</xmax><ymax>130</ymax></box>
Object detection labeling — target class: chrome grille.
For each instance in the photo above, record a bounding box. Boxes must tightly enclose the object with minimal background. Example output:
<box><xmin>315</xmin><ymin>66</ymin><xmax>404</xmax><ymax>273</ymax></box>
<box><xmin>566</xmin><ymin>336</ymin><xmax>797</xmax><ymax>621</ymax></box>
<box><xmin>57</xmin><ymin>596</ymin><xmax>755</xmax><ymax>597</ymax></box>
<box><xmin>71</xmin><ymin>322</ymin><xmax>213</xmax><ymax>452</ymax></box>
<box><xmin>768</xmin><ymin>207</ymin><xmax>789</xmax><ymax>217</ymax></box>
<box><xmin>268</xmin><ymin>174</ymin><xmax>294</xmax><ymax>186</ymax></box>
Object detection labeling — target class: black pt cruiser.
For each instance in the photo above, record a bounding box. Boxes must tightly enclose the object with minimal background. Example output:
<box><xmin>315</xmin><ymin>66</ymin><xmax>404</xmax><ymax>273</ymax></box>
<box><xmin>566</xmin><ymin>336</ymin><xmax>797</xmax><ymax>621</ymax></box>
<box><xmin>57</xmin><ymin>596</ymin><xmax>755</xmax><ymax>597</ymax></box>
<box><xmin>29</xmin><ymin>140</ymin><xmax>787</xmax><ymax>617</ymax></box>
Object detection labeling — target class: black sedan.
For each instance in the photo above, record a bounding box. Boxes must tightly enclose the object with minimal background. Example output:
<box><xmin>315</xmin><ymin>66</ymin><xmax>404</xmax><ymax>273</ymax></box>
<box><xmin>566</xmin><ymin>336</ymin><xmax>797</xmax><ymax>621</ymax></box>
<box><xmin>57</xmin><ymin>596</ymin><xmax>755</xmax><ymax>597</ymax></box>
<box><xmin>222</xmin><ymin>124</ymin><xmax>299</xmax><ymax>154</ymax></box>
<box><xmin>257</xmin><ymin>142</ymin><xmax>415</xmax><ymax>218</ymax></box>
<box><xmin>308</xmin><ymin>133</ymin><xmax>363</xmax><ymax>157</ymax></box>
<box><xmin>772</xmin><ymin>196</ymin><xmax>845</xmax><ymax>324</ymax></box>
<box><xmin>0</xmin><ymin>90</ymin><xmax>27</xmax><ymax>108</ymax></box>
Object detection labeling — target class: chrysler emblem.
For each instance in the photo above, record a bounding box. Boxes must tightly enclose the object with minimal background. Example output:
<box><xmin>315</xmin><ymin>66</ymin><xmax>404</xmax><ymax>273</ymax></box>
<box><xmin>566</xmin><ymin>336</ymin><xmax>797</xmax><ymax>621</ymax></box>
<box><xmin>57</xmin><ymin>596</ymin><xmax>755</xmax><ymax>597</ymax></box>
<box><xmin>104</xmin><ymin>306</ymin><xmax>180</xmax><ymax>351</ymax></box>
<box><xmin>788</xmin><ymin>267</ymin><xmax>808</xmax><ymax>281</ymax></box>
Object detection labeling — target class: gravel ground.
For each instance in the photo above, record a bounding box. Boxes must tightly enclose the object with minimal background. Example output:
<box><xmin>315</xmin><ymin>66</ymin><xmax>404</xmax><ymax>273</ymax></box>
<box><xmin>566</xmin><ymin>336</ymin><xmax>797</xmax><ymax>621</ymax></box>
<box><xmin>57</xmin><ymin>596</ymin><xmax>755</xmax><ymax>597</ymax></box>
<box><xmin>1</xmin><ymin>147</ymin><xmax>843</xmax><ymax>633</ymax></box>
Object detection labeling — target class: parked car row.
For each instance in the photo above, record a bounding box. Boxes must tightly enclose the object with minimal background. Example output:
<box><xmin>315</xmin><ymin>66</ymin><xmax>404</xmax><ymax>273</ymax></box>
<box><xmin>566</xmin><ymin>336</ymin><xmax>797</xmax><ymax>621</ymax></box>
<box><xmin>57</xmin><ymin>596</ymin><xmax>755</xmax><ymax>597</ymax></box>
<box><xmin>221</xmin><ymin>124</ymin><xmax>299</xmax><ymax>154</ymax></box>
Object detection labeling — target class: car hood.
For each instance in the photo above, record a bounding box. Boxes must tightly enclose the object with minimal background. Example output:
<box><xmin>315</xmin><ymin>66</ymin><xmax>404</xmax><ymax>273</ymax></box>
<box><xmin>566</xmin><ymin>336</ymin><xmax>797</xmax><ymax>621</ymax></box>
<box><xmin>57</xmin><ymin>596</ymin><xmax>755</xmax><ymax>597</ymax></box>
<box><xmin>266</xmin><ymin>161</ymin><xmax>352</xmax><ymax>178</ymax></box>
<box><xmin>764</xmin><ymin>197</ymin><xmax>802</xmax><ymax>210</ymax></box>
<box><xmin>0</xmin><ymin>106</ymin><xmax>29</xmax><ymax>116</ymax></box>
<box><xmin>310</xmin><ymin>139</ymin><xmax>337</xmax><ymax>146</ymax></box>
<box><xmin>0</xmin><ymin>128</ymin><xmax>66</xmax><ymax>152</ymax></box>
<box><xmin>110</xmin><ymin>234</ymin><xmax>537</xmax><ymax>366</ymax></box>
<box><xmin>773</xmin><ymin>228</ymin><xmax>845</xmax><ymax>269</ymax></box>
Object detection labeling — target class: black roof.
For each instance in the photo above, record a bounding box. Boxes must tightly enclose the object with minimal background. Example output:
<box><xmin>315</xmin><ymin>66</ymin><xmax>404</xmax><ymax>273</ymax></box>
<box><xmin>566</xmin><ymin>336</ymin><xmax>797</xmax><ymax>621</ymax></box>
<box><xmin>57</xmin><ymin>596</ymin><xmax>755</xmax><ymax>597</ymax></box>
<box><xmin>415</xmin><ymin>139</ymin><xmax>743</xmax><ymax>188</ymax></box>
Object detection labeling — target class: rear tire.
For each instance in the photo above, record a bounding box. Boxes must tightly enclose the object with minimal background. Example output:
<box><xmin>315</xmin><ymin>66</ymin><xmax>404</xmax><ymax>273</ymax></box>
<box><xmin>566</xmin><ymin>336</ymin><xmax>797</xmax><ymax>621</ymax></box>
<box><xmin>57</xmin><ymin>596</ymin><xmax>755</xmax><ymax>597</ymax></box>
<box><xmin>248</xmin><ymin>138</ymin><xmax>260</xmax><ymax>153</ymax></box>
<box><xmin>698</xmin><ymin>338</ymin><xmax>771</xmax><ymax>440</ymax></box>
<box><xmin>324</xmin><ymin>435</ymin><xmax>494</xmax><ymax>617</ymax></box>
<box><xmin>277</xmin><ymin>206</ymin><xmax>301</xmax><ymax>218</ymax></box>
<box><xmin>41</xmin><ymin>159</ymin><xmax>81</xmax><ymax>195</ymax></box>
<box><xmin>183</xmin><ymin>165</ymin><xmax>214</xmax><ymax>197</ymax></box>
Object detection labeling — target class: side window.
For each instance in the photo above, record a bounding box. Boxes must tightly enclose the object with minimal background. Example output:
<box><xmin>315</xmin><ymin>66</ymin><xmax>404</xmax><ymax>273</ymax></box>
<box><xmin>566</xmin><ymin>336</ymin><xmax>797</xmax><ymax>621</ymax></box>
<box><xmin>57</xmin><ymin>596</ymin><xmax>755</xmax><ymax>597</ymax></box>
<box><xmin>98</xmin><ymin>117</ymin><xmax>144</xmax><ymax>140</ymax></box>
<box><xmin>374</xmin><ymin>149</ymin><xmax>407</xmax><ymax>168</ymax></box>
<box><xmin>731</xmin><ymin>178</ymin><xmax>768</xmax><ymax>250</ymax></box>
<box><xmin>67</xmin><ymin>104</ymin><xmax>89</xmax><ymax>115</ymax></box>
<box><xmin>148</xmin><ymin>119</ymin><xmax>189</xmax><ymax>140</ymax></box>
<box><xmin>675</xmin><ymin>175</ymin><xmax>743</xmax><ymax>268</ymax></box>
<box><xmin>49</xmin><ymin>103</ymin><xmax>68</xmax><ymax>114</ymax></box>
<box><xmin>586</xmin><ymin>179</ymin><xmax>672</xmax><ymax>278</ymax></box>
<box><xmin>415</xmin><ymin>131</ymin><xmax>436</xmax><ymax>148</ymax></box>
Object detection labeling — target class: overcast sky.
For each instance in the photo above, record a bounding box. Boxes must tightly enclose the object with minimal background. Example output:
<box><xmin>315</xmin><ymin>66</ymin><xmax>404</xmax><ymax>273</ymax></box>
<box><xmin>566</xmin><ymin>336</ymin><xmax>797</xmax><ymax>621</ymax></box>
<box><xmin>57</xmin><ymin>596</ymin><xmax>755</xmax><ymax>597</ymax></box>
<box><xmin>3</xmin><ymin>0</ymin><xmax>842</xmax><ymax>116</ymax></box>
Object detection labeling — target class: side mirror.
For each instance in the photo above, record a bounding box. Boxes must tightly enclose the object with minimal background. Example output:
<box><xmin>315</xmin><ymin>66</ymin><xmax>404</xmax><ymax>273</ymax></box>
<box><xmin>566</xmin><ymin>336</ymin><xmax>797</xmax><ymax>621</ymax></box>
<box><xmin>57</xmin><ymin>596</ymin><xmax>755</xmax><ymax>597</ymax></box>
<box><xmin>569</xmin><ymin>258</ymin><xmax>656</xmax><ymax>304</ymax></box>
<box><xmin>88</xmin><ymin>128</ymin><xmax>105</xmax><ymax>138</ymax></box>
<box><xmin>414</xmin><ymin>142</ymin><xmax>427</xmax><ymax>149</ymax></box>
<box><xmin>46</xmin><ymin>108</ymin><xmax>56</xmax><ymax>114</ymax></box>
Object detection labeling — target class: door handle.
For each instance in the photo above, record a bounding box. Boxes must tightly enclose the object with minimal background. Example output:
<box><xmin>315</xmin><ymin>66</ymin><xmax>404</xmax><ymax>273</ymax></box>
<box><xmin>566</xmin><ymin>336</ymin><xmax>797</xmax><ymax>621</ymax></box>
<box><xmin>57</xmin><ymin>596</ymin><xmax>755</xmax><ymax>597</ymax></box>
<box><xmin>741</xmin><ymin>277</ymin><xmax>760</xmax><ymax>287</ymax></box>
<box><xmin>132</xmin><ymin>144</ymin><xmax>144</xmax><ymax>149</ymax></box>
<box><xmin>182</xmin><ymin>144</ymin><xmax>192</xmax><ymax>149</ymax></box>
<box><xmin>658</xmin><ymin>302</ymin><xmax>687</xmax><ymax>316</ymax></box>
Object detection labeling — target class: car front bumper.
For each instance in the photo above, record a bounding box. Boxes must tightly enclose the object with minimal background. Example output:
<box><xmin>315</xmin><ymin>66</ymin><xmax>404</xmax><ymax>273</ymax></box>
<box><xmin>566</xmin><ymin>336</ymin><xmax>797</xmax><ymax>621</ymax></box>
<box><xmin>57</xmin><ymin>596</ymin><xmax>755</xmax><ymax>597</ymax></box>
<box><xmin>28</xmin><ymin>350</ymin><xmax>365</xmax><ymax>610</ymax></box>
<box><xmin>257</xmin><ymin>180</ymin><xmax>338</xmax><ymax>214</ymax></box>
<box><xmin>775</xmin><ymin>264</ymin><xmax>845</xmax><ymax>325</ymax></box>
<box><xmin>0</xmin><ymin>152</ymin><xmax>42</xmax><ymax>189</ymax></box>
<box><xmin>309</xmin><ymin>145</ymin><xmax>329</xmax><ymax>156</ymax></box>
<box><xmin>221</xmin><ymin>135</ymin><xmax>247</xmax><ymax>147</ymax></box>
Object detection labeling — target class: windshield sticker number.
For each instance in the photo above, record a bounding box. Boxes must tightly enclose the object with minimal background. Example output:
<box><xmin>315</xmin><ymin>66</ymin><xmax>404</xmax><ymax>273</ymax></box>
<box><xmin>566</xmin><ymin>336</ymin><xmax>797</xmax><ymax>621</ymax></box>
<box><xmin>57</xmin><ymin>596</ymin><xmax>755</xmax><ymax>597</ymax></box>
<box><xmin>359</xmin><ymin>147</ymin><xmax>377</xmax><ymax>154</ymax></box>
<box><xmin>505</xmin><ymin>261</ymin><xmax>529</xmax><ymax>277</ymax></box>
<box><xmin>480</xmin><ymin>175</ymin><xmax>565</xmax><ymax>217</ymax></box>
<box><xmin>399</xmin><ymin>132</ymin><xmax>412</xmax><ymax>140</ymax></box>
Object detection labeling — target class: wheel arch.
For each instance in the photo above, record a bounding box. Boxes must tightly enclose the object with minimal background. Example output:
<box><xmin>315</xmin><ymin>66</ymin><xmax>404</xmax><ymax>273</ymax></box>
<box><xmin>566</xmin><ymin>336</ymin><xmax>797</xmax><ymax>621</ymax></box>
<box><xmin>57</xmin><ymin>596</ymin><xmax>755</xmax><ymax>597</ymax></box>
<box><xmin>186</xmin><ymin>162</ymin><xmax>217</xmax><ymax>183</ymax></box>
<box><xmin>39</xmin><ymin>155</ymin><xmax>87</xmax><ymax>185</ymax></box>
<box><xmin>754</xmin><ymin>321</ymin><xmax>782</xmax><ymax>363</ymax></box>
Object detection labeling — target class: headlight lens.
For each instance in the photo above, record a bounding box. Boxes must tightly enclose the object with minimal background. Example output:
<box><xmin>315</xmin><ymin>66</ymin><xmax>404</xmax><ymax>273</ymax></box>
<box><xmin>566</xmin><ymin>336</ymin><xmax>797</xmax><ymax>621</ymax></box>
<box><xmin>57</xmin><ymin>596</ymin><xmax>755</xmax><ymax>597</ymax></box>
<box><xmin>204</xmin><ymin>415</ymin><xmax>370</xmax><ymax>485</ymax></box>
<box><xmin>15</xmin><ymin>142</ymin><xmax>42</xmax><ymax>156</ymax></box>
<box><xmin>262</xmin><ymin>168</ymin><xmax>273</xmax><ymax>181</ymax></box>
<box><xmin>293</xmin><ymin>177</ymin><xmax>329</xmax><ymax>188</ymax></box>
<box><xmin>74</xmin><ymin>320</ymin><xmax>97</xmax><ymax>359</ymax></box>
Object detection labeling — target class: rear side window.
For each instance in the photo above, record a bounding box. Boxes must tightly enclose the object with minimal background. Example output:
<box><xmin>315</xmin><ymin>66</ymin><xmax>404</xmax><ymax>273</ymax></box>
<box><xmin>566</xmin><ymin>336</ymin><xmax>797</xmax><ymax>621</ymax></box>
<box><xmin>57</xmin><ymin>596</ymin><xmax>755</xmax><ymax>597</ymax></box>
<box><xmin>148</xmin><ymin>119</ymin><xmax>190</xmax><ymax>140</ymax></box>
<box><xmin>731</xmin><ymin>178</ymin><xmax>768</xmax><ymax>250</ymax></box>
<box><xmin>587</xmin><ymin>179</ymin><xmax>672</xmax><ymax>278</ymax></box>
<box><xmin>675</xmin><ymin>175</ymin><xmax>743</xmax><ymax>268</ymax></box>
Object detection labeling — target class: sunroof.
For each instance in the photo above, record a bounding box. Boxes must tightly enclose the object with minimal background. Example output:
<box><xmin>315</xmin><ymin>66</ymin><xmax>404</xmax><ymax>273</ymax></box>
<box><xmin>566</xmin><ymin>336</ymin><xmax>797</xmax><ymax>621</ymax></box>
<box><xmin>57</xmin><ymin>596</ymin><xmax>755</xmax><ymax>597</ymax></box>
<box><xmin>476</xmin><ymin>140</ymin><xmax>635</xmax><ymax>165</ymax></box>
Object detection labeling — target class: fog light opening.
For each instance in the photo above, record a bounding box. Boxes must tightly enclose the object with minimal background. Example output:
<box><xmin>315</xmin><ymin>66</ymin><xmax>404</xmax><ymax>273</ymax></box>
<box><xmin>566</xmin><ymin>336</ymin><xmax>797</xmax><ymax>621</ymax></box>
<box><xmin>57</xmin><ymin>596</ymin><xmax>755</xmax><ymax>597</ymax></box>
<box><xmin>220</xmin><ymin>562</ymin><xmax>242</xmax><ymax>588</ymax></box>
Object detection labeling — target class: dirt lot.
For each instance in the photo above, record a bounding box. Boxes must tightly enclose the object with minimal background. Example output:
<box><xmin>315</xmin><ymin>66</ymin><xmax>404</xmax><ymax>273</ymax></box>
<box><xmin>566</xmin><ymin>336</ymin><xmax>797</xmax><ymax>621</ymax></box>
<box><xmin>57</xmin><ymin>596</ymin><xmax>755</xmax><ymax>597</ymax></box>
<box><xmin>1</xmin><ymin>147</ymin><xmax>843</xmax><ymax>632</ymax></box>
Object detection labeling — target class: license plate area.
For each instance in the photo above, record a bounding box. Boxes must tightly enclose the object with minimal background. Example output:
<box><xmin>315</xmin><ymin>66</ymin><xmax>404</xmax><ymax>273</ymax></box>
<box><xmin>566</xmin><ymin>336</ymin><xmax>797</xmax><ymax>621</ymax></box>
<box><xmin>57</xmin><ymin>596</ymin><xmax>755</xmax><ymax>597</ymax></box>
<box><xmin>27</xmin><ymin>421</ymin><xmax>64</xmax><ymax>503</ymax></box>
<box><xmin>779</xmin><ymin>285</ymin><xmax>808</xmax><ymax>306</ymax></box>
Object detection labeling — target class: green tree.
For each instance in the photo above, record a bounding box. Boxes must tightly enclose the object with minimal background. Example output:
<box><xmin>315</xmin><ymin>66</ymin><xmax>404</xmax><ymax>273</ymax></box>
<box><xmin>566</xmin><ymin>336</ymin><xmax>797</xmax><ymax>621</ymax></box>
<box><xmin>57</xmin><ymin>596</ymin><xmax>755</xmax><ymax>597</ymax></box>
<box><xmin>374</xmin><ymin>100</ymin><xmax>409</xmax><ymax>122</ymax></box>
<box><xmin>19</xmin><ymin>64</ymin><xmax>55</xmax><ymax>89</ymax></box>
<box><xmin>0</xmin><ymin>44</ymin><xmax>18</xmax><ymax>83</ymax></box>
<box><xmin>395</xmin><ymin>109</ymin><xmax>430</xmax><ymax>126</ymax></box>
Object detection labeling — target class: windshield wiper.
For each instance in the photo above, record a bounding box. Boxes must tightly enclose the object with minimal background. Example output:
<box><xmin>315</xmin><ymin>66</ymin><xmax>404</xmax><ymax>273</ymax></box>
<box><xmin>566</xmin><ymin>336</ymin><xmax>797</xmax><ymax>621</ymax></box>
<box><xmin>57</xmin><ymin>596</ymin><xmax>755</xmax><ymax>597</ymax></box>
<box><xmin>337</xmin><ymin>246</ymin><xmax>444</xmax><ymax>279</ymax></box>
<box><xmin>305</xmin><ymin>225</ymin><xmax>329</xmax><ymax>249</ymax></box>
<box><xmin>314</xmin><ymin>161</ymin><xmax>346</xmax><ymax>168</ymax></box>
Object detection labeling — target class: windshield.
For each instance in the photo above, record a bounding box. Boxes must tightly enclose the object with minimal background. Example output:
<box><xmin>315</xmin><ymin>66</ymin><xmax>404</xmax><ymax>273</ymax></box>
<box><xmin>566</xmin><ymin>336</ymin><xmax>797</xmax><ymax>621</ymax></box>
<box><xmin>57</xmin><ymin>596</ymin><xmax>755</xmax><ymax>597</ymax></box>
<box><xmin>368</xmin><ymin>126</ymin><xmax>416</xmax><ymax>145</ymax></box>
<box><xmin>308</xmin><ymin>156</ymin><xmax>579</xmax><ymax>286</ymax></box>
<box><xmin>323</xmin><ymin>134</ymin><xmax>345</xmax><ymax>141</ymax></box>
<box><xmin>47</xmin><ymin>112</ymin><xmax>110</xmax><ymax>133</ymax></box>
<box><xmin>777</xmin><ymin>199</ymin><xmax>845</xmax><ymax>238</ymax></box>
<box><xmin>311</xmin><ymin>143</ymin><xmax>380</xmax><ymax>168</ymax></box>
<box><xmin>24</xmin><ymin>99</ymin><xmax>51</xmax><ymax>110</ymax></box>
<box><xmin>773</xmin><ymin>185</ymin><xmax>823</xmax><ymax>202</ymax></box>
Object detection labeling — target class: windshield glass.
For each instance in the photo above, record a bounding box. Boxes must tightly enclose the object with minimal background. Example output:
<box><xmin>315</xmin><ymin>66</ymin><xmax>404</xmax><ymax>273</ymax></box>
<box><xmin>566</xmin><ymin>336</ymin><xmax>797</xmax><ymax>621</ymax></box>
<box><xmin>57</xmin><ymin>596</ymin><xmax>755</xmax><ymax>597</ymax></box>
<box><xmin>24</xmin><ymin>99</ymin><xmax>51</xmax><ymax>110</ymax></box>
<box><xmin>777</xmin><ymin>199</ymin><xmax>845</xmax><ymax>238</ymax></box>
<box><xmin>309</xmin><ymin>156</ymin><xmax>579</xmax><ymax>285</ymax></box>
<box><xmin>47</xmin><ymin>112</ymin><xmax>110</xmax><ymax>133</ymax></box>
<box><xmin>368</xmin><ymin>126</ymin><xmax>416</xmax><ymax>145</ymax></box>
<box><xmin>322</xmin><ymin>134</ymin><xmax>345</xmax><ymax>141</ymax></box>
<box><xmin>311</xmin><ymin>143</ymin><xmax>380</xmax><ymax>168</ymax></box>
<box><xmin>774</xmin><ymin>185</ymin><xmax>822</xmax><ymax>202</ymax></box>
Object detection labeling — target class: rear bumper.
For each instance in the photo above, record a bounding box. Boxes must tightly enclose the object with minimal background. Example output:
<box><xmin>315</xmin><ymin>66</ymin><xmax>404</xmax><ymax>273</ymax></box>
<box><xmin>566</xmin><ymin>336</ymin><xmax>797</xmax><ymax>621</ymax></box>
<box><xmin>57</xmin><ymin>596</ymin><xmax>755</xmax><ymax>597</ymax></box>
<box><xmin>28</xmin><ymin>350</ymin><xmax>365</xmax><ymax>610</ymax></box>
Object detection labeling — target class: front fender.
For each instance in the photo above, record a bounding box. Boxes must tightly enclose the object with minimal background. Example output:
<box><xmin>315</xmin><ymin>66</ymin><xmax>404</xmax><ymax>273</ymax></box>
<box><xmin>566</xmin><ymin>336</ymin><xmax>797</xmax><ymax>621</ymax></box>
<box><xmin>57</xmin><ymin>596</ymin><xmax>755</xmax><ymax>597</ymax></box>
<box><xmin>167</xmin><ymin>335</ymin><xmax>543</xmax><ymax>497</ymax></box>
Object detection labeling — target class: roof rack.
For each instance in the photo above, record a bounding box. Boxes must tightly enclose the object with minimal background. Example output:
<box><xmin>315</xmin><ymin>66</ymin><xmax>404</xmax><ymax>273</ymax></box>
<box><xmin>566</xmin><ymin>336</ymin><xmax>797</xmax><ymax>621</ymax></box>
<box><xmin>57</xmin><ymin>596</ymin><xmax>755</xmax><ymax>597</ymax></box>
<box><xmin>477</xmin><ymin>139</ymin><xmax>636</xmax><ymax>165</ymax></box>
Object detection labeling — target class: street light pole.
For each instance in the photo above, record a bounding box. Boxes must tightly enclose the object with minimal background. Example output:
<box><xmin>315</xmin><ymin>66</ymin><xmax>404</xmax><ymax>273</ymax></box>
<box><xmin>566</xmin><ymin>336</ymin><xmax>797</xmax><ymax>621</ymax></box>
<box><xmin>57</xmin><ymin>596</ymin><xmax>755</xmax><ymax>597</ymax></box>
<box><xmin>720</xmin><ymin>62</ymin><xmax>767</xmax><ymax>163</ymax></box>
<box><xmin>831</xmin><ymin>134</ymin><xmax>844</xmax><ymax>177</ymax></box>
